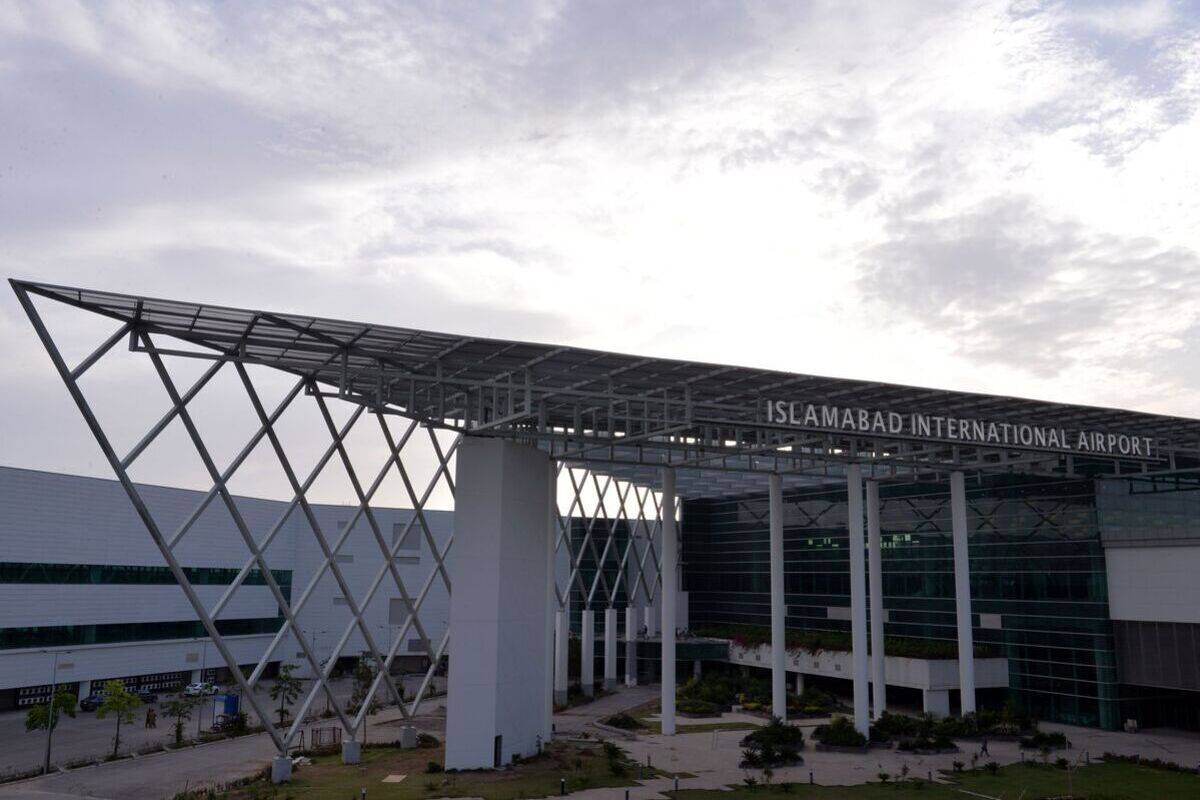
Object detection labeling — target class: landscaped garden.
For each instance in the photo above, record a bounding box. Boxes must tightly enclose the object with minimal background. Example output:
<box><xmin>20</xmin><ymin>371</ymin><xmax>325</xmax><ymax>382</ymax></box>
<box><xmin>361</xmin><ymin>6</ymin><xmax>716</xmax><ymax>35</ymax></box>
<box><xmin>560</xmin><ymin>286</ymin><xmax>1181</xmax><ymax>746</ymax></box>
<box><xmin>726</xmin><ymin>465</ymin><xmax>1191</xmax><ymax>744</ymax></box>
<box><xmin>668</xmin><ymin>759</ymin><xmax>1200</xmax><ymax>799</ymax></box>
<box><xmin>188</xmin><ymin>737</ymin><xmax>664</xmax><ymax>800</ymax></box>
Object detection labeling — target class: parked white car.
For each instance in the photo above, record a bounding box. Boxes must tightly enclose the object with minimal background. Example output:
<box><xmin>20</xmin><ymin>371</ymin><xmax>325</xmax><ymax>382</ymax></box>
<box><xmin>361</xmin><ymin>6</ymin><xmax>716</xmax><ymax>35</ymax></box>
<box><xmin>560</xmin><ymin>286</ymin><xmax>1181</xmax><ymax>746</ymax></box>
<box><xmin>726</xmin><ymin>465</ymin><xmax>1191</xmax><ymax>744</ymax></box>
<box><xmin>183</xmin><ymin>682</ymin><xmax>219</xmax><ymax>696</ymax></box>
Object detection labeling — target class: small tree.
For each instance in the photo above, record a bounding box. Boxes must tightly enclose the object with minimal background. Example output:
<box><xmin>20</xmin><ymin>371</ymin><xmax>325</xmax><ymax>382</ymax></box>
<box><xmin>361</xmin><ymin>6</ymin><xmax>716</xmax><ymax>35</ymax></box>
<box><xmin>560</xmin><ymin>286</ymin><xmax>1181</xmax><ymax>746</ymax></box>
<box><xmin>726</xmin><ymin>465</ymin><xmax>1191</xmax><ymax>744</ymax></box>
<box><xmin>270</xmin><ymin>663</ymin><xmax>304</xmax><ymax>728</ymax></box>
<box><xmin>96</xmin><ymin>680</ymin><xmax>142</xmax><ymax>759</ymax></box>
<box><xmin>347</xmin><ymin>653</ymin><xmax>382</xmax><ymax>742</ymax></box>
<box><xmin>163</xmin><ymin>695</ymin><xmax>198</xmax><ymax>746</ymax></box>
<box><xmin>24</xmin><ymin>687</ymin><xmax>78</xmax><ymax>735</ymax></box>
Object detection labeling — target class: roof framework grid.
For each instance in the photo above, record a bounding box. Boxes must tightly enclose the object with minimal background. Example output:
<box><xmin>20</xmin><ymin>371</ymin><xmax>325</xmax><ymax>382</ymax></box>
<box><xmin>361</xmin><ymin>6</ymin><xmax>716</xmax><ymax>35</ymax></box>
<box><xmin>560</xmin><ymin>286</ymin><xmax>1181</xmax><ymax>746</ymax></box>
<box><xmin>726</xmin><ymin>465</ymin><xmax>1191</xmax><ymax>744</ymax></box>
<box><xmin>12</xmin><ymin>278</ymin><xmax>1200</xmax><ymax>498</ymax></box>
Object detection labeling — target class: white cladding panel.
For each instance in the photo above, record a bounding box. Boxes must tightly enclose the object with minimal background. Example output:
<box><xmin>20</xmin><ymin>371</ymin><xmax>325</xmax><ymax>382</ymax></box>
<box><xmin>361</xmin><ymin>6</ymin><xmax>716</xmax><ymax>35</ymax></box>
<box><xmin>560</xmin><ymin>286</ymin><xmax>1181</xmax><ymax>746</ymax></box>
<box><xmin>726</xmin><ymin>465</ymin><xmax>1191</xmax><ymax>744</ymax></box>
<box><xmin>0</xmin><ymin>467</ymin><xmax>451</xmax><ymax>691</ymax></box>
<box><xmin>1105</xmin><ymin>545</ymin><xmax>1200</xmax><ymax>624</ymax></box>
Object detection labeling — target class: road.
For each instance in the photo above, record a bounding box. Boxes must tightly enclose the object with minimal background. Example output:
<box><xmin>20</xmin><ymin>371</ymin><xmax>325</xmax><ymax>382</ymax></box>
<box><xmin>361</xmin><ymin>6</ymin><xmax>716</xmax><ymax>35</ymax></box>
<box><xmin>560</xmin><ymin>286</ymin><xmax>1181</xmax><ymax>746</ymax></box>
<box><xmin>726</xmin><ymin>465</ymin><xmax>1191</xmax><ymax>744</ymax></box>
<box><xmin>0</xmin><ymin>674</ymin><xmax>441</xmax><ymax>779</ymax></box>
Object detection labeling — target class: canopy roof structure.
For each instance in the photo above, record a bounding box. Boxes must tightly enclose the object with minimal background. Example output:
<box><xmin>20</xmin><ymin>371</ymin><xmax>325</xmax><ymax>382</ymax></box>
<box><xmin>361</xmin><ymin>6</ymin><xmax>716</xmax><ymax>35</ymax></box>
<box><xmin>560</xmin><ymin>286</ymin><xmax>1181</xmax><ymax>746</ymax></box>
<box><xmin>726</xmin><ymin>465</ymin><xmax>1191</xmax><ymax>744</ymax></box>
<box><xmin>14</xmin><ymin>279</ymin><xmax>1200</xmax><ymax>497</ymax></box>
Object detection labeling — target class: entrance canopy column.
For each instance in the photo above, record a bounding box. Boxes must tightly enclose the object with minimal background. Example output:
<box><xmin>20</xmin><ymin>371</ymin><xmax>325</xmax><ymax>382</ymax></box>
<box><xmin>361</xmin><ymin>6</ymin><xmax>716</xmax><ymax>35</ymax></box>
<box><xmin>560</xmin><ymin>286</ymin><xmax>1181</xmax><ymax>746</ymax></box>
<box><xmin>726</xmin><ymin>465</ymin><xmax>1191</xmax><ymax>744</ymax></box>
<box><xmin>847</xmin><ymin>464</ymin><xmax>869</xmax><ymax>736</ymax></box>
<box><xmin>768</xmin><ymin>472</ymin><xmax>787</xmax><ymax>721</ymax></box>
<box><xmin>866</xmin><ymin>479</ymin><xmax>886</xmax><ymax>720</ymax></box>
<box><xmin>950</xmin><ymin>471</ymin><xmax>977</xmax><ymax>715</ymax></box>
<box><xmin>660</xmin><ymin>466</ymin><xmax>677</xmax><ymax>736</ymax></box>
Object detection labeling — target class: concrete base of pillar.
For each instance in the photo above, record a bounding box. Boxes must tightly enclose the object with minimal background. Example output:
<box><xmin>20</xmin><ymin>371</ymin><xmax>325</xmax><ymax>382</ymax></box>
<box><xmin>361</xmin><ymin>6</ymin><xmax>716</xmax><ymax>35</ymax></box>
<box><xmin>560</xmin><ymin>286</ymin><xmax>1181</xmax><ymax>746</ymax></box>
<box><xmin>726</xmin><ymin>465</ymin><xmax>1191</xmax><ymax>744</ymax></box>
<box><xmin>399</xmin><ymin>726</ymin><xmax>418</xmax><ymax>749</ymax></box>
<box><xmin>923</xmin><ymin>689</ymin><xmax>950</xmax><ymax>718</ymax></box>
<box><xmin>271</xmin><ymin>756</ymin><xmax>292</xmax><ymax>784</ymax></box>
<box><xmin>794</xmin><ymin>672</ymin><xmax>804</xmax><ymax>694</ymax></box>
<box><xmin>554</xmin><ymin>689</ymin><xmax>568</xmax><ymax>706</ymax></box>
<box><xmin>342</xmin><ymin>740</ymin><xmax>361</xmax><ymax>764</ymax></box>
<box><xmin>603</xmin><ymin>677</ymin><xmax>617</xmax><ymax>691</ymax></box>
<box><xmin>693</xmin><ymin>660</ymin><xmax>702</xmax><ymax>678</ymax></box>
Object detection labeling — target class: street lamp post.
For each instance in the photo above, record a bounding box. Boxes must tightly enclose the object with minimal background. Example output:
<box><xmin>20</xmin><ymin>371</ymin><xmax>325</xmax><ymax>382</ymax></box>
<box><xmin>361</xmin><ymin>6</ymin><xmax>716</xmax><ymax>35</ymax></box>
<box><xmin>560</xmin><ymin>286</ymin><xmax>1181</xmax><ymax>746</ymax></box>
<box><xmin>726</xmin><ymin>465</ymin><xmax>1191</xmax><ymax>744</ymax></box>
<box><xmin>196</xmin><ymin>639</ymin><xmax>208</xmax><ymax>738</ymax></box>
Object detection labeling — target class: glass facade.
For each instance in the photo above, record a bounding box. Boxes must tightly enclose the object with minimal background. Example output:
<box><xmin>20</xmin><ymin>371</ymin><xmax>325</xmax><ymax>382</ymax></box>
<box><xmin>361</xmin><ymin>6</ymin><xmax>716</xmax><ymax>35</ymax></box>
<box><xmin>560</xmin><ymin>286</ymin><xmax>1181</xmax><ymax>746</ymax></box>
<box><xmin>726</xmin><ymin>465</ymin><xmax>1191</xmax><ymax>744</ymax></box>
<box><xmin>684</xmin><ymin>475</ymin><xmax>1121</xmax><ymax>729</ymax></box>
<box><xmin>0</xmin><ymin>562</ymin><xmax>290</xmax><ymax>587</ymax></box>
<box><xmin>0</xmin><ymin>561</ymin><xmax>293</xmax><ymax>650</ymax></box>
<box><xmin>0</xmin><ymin>617</ymin><xmax>285</xmax><ymax>649</ymax></box>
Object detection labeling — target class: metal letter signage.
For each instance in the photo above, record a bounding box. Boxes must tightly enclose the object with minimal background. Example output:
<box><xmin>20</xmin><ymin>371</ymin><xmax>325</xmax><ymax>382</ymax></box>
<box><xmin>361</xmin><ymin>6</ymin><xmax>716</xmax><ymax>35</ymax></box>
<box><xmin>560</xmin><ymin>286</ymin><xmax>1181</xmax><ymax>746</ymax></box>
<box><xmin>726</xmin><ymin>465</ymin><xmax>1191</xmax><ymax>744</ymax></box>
<box><xmin>764</xmin><ymin>400</ymin><xmax>1157</xmax><ymax>459</ymax></box>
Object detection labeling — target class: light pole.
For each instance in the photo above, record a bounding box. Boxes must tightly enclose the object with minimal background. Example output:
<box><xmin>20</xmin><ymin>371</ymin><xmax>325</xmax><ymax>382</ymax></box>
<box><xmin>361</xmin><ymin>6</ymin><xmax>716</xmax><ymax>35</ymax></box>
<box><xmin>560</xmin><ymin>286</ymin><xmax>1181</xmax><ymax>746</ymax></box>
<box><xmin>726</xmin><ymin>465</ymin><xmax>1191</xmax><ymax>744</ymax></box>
<box><xmin>196</xmin><ymin>639</ymin><xmax>208</xmax><ymax>738</ymax></box>
<box><xmin>42</xmin><ymin>649</ymin><xmax>68</xmax><ymax>775</ymax></box>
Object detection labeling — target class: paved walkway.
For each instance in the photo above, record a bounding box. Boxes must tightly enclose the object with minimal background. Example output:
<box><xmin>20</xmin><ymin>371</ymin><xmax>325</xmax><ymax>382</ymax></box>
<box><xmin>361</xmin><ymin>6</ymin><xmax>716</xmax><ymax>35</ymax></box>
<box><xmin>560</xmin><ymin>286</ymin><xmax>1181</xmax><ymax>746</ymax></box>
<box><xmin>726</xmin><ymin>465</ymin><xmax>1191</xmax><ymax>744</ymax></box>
<box><xmin>5</xmin><ymin>687</ymin><xmax>1200</xmax><ymax>799</ymax></box>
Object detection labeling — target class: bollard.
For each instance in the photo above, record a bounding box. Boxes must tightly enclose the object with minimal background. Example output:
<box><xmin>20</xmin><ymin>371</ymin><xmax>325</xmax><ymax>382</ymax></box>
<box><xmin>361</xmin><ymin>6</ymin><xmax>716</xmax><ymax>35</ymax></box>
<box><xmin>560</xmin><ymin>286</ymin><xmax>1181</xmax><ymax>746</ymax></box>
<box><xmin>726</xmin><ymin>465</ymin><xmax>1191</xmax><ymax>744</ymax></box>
<box><xmin>561</xmin><ymin>777</ymin><xmax>566</xmax><ymax>795</ymax></box>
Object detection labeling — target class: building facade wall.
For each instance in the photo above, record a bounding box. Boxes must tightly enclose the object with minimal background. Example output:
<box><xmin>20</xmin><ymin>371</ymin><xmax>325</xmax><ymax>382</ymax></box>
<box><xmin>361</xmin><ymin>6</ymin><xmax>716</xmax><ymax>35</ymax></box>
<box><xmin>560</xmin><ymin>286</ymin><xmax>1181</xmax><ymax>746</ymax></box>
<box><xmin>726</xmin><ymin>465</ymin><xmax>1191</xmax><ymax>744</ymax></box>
<box><xmin>683</xmin><ymin>475</ymin><xmax>1121</xmax><ymax>729</ymax></box>
<box><xmin>0</xmin><ymin>467</ymin><xmax>450</xmax><ymax>707</ymax></box>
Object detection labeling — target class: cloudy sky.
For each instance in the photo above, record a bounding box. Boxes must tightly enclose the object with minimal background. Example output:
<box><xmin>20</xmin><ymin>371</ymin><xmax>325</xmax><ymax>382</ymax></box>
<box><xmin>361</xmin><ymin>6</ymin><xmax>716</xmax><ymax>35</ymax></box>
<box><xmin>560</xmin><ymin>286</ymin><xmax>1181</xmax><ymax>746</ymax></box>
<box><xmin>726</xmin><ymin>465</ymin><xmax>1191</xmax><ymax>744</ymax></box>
<box><xmin>1</xmin><ymin>0</ymin><xmax>1199</xmax><ymax>505</ymax></box>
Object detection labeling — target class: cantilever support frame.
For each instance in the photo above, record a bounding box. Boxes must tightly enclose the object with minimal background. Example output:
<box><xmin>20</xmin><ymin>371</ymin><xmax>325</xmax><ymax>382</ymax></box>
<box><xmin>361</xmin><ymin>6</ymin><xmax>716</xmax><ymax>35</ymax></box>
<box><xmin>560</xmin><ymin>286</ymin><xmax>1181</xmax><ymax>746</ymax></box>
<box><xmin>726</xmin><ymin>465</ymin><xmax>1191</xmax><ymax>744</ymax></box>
<box><xmin>13</xmin><ymin>285</ymin><xmax>461</xmax><ymax>754</ymax></box>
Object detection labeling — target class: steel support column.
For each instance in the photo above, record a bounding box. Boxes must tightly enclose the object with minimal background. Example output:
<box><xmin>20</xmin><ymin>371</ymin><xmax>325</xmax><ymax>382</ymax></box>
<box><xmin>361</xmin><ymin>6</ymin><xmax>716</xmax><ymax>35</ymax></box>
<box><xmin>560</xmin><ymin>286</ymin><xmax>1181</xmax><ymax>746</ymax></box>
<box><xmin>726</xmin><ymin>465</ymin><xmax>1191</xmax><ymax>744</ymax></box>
<box><xmin>866</xmin><ymin>479</ymin><xmax>886</xmax><ymax>720</ymax></box>
<box><xmin>544</xmin><ymin>465</ymin><xmax>557</xmax><ymax>741</ymax></box>
<box><xmin>625</xmin><ymin>605</ymin><xmax>638</xmax><ymax>686</ymax></box>
<box><xmin>603</xmin><ymin>607</ymin><xmax>617</xmax><ymax>691</ymax></box>
<box><xmin>660</xmin><ymin>466</ymin><xmax>677</xmax><ymax>736</ymax></box>
<box><xmin>554</xmin><ymin>608</ymin><xmax>569</xmax><ymax>705</ymax></box>
<box><xmin>580</xmin><ymin>609</ymin><xmax>595</xmax><ymax>696</ymax></box>
<box><xmin>847</xmin><ymin>463</ymin><xmax>869</xmax><ymax>736</ymax></box>
<box><xmin>768</xmin><ymin>472</ymin><xmax>787</xmax><ymax>721</ymax></box>
<box><xmin>950</xmin><ymin>471</ymin><xmax>977</xmax><ymax>715</ymax></box>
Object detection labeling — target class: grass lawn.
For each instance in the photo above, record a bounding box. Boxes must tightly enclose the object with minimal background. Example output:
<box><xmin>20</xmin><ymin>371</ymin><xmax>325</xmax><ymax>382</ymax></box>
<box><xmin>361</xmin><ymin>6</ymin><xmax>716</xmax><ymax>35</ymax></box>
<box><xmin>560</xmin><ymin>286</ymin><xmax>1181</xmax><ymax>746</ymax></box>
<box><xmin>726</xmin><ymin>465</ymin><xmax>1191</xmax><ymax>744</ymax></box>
<box><xmin>214</xmin><ymin>739</ymin><xmax>661</xmax><ymax>800</ymax></box>
<box><xmin>668</xmin><ymin>760</ymin><xmax>1200</xmax><ymax>800</ymax></box>
<box><xmin>630</xmin><ymin>701</ymin><xmax>764</xmax><ymax>735</ymax></box>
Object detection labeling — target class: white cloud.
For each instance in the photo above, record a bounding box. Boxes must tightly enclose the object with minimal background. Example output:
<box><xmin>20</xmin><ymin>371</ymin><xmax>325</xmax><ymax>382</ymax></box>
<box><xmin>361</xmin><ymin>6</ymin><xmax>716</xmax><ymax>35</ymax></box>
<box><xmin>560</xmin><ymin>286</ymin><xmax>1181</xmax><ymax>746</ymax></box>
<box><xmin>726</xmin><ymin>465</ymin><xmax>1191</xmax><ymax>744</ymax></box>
<box><xmin>1</xmin><ymin>0</ymin><xmax>1199</xmax><ymax>496</ymax></box>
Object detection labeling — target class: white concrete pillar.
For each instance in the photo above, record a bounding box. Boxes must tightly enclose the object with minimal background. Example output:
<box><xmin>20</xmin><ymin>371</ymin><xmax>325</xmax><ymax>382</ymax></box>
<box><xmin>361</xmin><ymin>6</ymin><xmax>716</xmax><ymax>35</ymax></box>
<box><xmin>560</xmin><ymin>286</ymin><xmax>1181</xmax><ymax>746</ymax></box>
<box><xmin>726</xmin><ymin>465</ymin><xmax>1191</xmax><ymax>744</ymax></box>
<box><xmin>342</xmin><ymin>739</ymin><xmax>361</xmax><ymax>764</ymax></box>
<box><xmin>189</xmin><ymin>669</ymin><xmax>201</xmax><ymax>684</ymax></box>
<box><xmin>693</xmin><ymin>660</ymin><xmax>702</xmax><ymax>679</ymax></box>
<box><xmin>603</xmin><ymin>607</ymin><xmax>618</xmax><ymax>690</ymax></box>
<box><xmin>545</xmin><ymin>466</ymin><xmax>557</xmax><ymax>741</ymax></box>
<box><xmin>444</xmin><ymin>438</ymin><xmax>553</xmax><ymax>770</ymax></box>
<box><xmin>580</xmin><ymin>608</ymin><xmax>595</xmax><ymax>696</ymax></box>
<box><xmin>794</xmin><ymin>672</ymin><xmax>804</xmax><ymax>695</ymax></box>
<box><xmin>660</xmin><ymin>467</ymin><xmax>677</xmax><ymax>736</ymax></box>
<box><xmin>625</xmin><ymin>606</ymin><xmax>638</xmax><ymax>686</ymax></box>
<box><xmin>77</xmin><ymin>680</ymin><xmax>91</xmax><ymax>699</ymax></box>
<box><xmin>643</xmin><ymin>605</ymin><xmax>656</xmax><ymax>636</ymax></box>
<box><xmin>554</xmin><ymin>609</ymin><xmax>569</xmax><ymax>705</ymax></box>
<box><xmin>768</xmin><ymin>472</ymin><xmax>787</xmax><ymax>721</ymax></box>
<box><xmin>847</xmin><ymin>463</ymin><xmax>869</xmax><ymax>736</ymax></box>
<box><xmin>950</xmin><ymin>471</ymin><xmax>977</xmax><ymax>716</ymax></box>
<box><xmin>923</xmin><ymin>689</ymin><xmax>950</xmax><ymax>718</ymax></box>
<box><xmin>866</xmin><ymin>479</ymin><xmax>886</xmax><ymax>720</ymax></box>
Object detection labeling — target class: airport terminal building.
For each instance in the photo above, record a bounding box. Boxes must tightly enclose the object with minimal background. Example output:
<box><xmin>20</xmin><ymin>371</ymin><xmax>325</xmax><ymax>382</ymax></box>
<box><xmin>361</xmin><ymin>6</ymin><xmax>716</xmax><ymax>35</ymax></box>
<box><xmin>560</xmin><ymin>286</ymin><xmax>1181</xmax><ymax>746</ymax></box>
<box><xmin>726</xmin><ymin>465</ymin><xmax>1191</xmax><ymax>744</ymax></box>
<box><xmin>6</xmin><ymin>279</ymin><xmax>1200</xmax><ymax>773</ymax></box>
<box><xmin>0</xmin><ymin>466</ymin><xmax>451</xmax><ymax>711</ymax></box>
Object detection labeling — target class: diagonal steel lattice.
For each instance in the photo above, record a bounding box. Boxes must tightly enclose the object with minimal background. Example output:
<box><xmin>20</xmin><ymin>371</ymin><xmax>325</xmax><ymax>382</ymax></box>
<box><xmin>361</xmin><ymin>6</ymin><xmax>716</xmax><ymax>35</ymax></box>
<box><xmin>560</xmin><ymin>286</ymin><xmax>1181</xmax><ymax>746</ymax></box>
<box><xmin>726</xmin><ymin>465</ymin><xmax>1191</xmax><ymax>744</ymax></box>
<box><xmin>554</xmin><ymin>465</ymin><xmax>663</xmax><ymax>613</ymax></box>
<box><xmin>14</xmin><ymin>286</ymin><xmax>459</xmax><ymax>753</ymax></box>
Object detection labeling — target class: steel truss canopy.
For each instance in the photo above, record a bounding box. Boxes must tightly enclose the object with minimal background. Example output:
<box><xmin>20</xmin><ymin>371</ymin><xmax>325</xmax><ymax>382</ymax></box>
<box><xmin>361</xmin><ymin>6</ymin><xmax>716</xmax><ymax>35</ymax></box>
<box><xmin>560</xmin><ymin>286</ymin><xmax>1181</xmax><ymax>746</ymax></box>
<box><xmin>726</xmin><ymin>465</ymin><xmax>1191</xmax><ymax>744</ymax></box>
<box><xmin>14</xmin><ymin>279</ymin><xmax>1200</xmax><ymax>497</ymax></box>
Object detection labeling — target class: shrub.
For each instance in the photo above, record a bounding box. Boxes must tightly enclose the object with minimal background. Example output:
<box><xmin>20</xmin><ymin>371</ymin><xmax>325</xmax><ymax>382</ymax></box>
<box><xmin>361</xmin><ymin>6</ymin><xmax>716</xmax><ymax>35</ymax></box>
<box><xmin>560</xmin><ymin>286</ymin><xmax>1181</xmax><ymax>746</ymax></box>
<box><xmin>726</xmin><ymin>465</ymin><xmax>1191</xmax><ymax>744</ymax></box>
<box><xmin>603</xmin><ymin>712</ymin><xmax>645</xmax><ymax>730</ymax></box>
<box><xmin>870</xmin><ymin>711</ymin><xmax>921</xmax><ymax>741</ymax></box>
<box><xmin>739</xmin><ymin>717</ymin><xmax>805</xmax><ymax>768</ymax></box>
<box><xmin>425</xmin><ymin>761</ymin><xmax>443</xmax><ymax>773</ymax></box>
<box><xmin>813</xmin><ymin>716</ymin><xmax>867</xmax><ymax>748</ymax></box>
<box><xmin>418</xmin><ymin>732</ymin><xmax>440</xmax><ymax>748</ymax></box>
<box><xmin>1020</xmin><ymin>731</ymin><xmax>1069</xmax><ymax>750</ymax></box>
<box><xmin>677</xmin><ymin>698</ymin><xmax>721</xmax><ymax>716</ymax></box>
